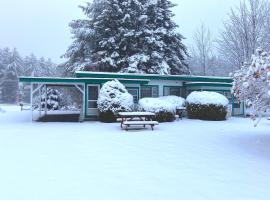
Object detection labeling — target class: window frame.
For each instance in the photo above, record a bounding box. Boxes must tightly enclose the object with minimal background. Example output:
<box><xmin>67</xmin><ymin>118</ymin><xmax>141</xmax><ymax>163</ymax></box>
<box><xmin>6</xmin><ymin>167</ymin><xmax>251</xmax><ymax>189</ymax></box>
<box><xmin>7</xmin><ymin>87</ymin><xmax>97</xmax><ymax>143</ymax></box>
<box><xmin>140</xmin><ymin>85</ymin><xmax>159</xmax><ymax>99</ymax></box>
<box><xmin>163</xmin><ymin>86</ymin><xmax>184</xmax><ymax>97</ymax></box>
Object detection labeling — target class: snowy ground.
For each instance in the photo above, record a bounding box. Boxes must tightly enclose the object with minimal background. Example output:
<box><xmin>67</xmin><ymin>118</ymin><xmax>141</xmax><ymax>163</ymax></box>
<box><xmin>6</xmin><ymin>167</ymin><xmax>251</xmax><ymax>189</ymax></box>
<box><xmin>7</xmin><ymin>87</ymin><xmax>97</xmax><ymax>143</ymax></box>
<box><xmin>0</xmin><ymin>105</ymin><xmax>270</xmax><ymax>200</ymax></box>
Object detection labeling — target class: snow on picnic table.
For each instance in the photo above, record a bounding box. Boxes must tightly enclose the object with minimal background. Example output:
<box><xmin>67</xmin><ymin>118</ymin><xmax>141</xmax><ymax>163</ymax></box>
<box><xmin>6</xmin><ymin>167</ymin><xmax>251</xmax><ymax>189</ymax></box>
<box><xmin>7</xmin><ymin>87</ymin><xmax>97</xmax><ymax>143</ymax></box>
<box><xmin>0</xmin><ymin>105</ymin><xmax>270</xmax><ymax>200</ymax></box>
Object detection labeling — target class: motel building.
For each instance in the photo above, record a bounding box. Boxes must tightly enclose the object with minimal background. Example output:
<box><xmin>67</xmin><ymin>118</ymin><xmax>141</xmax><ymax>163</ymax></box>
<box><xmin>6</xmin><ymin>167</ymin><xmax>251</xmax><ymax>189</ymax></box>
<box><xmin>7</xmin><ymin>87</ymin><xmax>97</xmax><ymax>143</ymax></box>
<box><xmin>19</xmin><ymin>71</ymin><xmax>244</xmax><ymax>121</ymax></box>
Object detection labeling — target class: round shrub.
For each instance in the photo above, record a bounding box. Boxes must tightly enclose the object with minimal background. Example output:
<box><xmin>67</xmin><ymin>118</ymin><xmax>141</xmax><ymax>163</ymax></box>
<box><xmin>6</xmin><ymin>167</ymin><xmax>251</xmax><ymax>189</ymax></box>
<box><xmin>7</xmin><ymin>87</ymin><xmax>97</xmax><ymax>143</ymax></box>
<box><xmin>159</xmin><ymin>96</ymin><xmax>186</xmax><ymax>109</ymax></box>
<box><xmin>186</xmin><ymin>91</ymin><xmax>229</xmax><ymax>121</ymax></box>
<box><xmin>99</xmin><ymin>110</ymin><xmax>117</xmax><ymax>123</ymax></box>
<box><xmin>97</xmin><ymin>79</ymin><xmax>134</xmax><ymax>122</ymax></box>
<box><xmin>138</xmin><ymin>97</ymin><xmax>178</xmax><ymax>122</ymax></box>
<box><xmin>154</xmin><ymin>111</ymin><xmax>175</xmax><ymax>122</ymax></box>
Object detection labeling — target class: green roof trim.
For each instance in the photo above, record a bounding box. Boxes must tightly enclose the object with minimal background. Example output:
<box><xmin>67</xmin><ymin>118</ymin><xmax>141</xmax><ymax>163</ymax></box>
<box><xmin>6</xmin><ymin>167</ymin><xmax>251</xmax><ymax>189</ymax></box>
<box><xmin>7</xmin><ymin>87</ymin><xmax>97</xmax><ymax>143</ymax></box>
<box><xmin>75</xmin><ymin>71</ymin><xmax>233</xmax><ymax>83</ymax></box>
<box><xmin>185</xmin><ymin>82</ymin><xmax>233</xmax><ymax>88</ymax></box>
<box><xmin>19</xmin><ymin>77</ymin><xmax>150</xmax><ymax>85</ymax></box>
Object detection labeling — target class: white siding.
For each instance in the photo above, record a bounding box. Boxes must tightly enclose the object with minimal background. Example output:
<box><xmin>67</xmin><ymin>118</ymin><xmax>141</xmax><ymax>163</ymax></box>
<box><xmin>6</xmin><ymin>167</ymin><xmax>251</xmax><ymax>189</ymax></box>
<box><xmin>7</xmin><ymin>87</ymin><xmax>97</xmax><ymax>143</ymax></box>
<box><xmin>148</xmin><ymin>80</ymin><xmax>184</xmax><ymax>97</ymax></box>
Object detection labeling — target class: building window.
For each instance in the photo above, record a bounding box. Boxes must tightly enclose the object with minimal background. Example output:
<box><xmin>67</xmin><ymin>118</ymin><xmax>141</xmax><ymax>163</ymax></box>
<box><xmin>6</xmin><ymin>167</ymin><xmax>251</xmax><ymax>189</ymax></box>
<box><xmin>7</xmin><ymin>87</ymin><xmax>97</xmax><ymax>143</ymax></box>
<box><xmin>127</xmin><ymin>88</ymin><xmax>139</xmax><ymax>103</ymax></box>
<box><xmin>164</xmin><ymin>86</ymin><xmax>183</xmax><ymax>97</ymax></box>
<box><xmin>140</xmin><ymin>86</ymin><xmax>159</xmax><ymax>98</ymax></box>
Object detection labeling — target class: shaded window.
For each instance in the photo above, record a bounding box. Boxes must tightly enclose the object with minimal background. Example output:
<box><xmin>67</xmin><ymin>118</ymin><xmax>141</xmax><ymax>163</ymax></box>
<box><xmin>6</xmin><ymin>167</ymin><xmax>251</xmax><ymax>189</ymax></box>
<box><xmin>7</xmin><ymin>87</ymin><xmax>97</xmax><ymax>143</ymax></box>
<box><xmin>164</xmin><ymin>86</ymin><xmax>183</xmax><ymax>97</ymax></box>
<box><xmin>140</xmin><ymin>86</ymin><xmax>159</xmax><ymax>98</ymax></box>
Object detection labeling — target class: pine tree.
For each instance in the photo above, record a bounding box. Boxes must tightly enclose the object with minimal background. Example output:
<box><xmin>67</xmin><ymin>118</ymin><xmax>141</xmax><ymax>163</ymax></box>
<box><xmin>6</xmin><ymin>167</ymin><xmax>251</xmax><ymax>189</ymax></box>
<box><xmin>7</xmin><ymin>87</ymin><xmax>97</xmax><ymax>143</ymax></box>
<box><xmin>64</xmin><ymin>0</ymin><xmax>189</xmax><ymax>75</ymax></box>
<box><xmin>0</xmin><ymin>47</ymin><xmax>58</xmax><ymax>103</ymax></box>
<box><xmin>41</xmin><ymin>88</ymin><xmax>61</xmax><ymax>110</ymax></box>
<box><xmin>0</xmin><ymin>48</ymin><xmax>21</xmax><ymax>103</ymax></box>
<box><xmin>139</xmin><ymin>0</ymin><xmax>189</xmax><ymax>74</ymax></box>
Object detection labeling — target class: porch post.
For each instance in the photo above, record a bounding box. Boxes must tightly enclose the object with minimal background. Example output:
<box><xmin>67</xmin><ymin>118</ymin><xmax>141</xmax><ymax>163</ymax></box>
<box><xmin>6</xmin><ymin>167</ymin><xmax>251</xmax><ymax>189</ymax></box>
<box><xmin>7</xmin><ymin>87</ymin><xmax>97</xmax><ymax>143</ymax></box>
<box><xmin>82</xmin><ymin>84</ymin><xmax>86</xmax><ymax>121</ymax></box>
<box><xmin>45</xmin><ymin>84</ymin><xmax>47</xmax><ymax>116</ymax></box>
<box><xmin>39</xmin><ymin>84</ymin><xmax>42</xmax><ymax>118</ymax></box>
<box><xmin>74</xmin><ymin>84</ymin><xmax>86</xmax><ymax>122</ymax></box>
<box><xmin>30</xmin><ymin>83</ymin><xmax>33</xmax><ymax>121</ymax></box>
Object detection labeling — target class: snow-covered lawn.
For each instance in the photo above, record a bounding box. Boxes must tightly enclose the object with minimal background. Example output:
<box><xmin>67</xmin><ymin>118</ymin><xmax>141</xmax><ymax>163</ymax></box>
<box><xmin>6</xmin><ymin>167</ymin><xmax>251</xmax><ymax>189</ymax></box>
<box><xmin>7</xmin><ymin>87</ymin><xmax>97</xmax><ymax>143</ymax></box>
<box><xmin>0</xmin><ymin>105</ymin><xmax>270</xmax><ymax>200</ymax></box>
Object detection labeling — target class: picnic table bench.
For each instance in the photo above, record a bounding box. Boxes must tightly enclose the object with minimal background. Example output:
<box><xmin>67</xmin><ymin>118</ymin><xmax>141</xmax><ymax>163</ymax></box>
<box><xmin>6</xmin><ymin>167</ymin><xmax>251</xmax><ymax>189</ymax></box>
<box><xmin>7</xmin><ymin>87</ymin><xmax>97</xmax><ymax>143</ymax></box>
<box><xmin>118</xmin><ymin>112</ymin><xmax>159</xmax><ymax>131</ymax></box>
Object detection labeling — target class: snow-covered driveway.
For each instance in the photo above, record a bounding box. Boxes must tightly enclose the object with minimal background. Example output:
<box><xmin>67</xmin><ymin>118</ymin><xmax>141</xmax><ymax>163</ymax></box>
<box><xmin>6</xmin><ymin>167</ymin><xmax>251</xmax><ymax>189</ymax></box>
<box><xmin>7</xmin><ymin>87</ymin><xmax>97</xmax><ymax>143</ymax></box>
<box><xmin>0</xmin><ymin>105</ymin><xmax>269</xmax><ymax>200</ymax></box>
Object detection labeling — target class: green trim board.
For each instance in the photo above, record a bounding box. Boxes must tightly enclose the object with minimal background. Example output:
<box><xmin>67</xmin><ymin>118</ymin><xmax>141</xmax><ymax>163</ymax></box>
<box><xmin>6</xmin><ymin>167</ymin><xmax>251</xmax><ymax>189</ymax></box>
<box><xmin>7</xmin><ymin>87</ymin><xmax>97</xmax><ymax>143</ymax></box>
<box><xmin>76</xmin><ymin>71</ymin><xmax>233</xmax><ymax>83</ymax></box>
<box><xmin>185</xmin><ymin>82</ymin><xmax>233</xmax><ymax>88</ymax></box>
<box><xmin>19</xmin><ymin>77</ymin><xmax>150</xmax><ymax>85</ymax></box>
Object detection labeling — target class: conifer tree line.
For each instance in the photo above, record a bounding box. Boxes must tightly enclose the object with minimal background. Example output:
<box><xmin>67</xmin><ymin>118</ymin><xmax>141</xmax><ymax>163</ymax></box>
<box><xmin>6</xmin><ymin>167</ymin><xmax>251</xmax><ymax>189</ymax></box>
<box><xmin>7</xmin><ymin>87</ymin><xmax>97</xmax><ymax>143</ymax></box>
<box><xmin>0</xmin><ymin>48</ymin><xmax>57</xmax><ymax>103</ymax></box>
<box><xmin>63</xmin><ymin>0</ymin><xmax>190</xmax><ymax>75</ymax></box>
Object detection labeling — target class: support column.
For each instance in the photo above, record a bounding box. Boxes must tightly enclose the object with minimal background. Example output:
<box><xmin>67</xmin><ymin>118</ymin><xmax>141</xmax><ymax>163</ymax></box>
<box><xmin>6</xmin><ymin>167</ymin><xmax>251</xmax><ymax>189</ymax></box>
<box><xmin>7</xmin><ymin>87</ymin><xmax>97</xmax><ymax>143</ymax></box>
<box><xmin>74</xmin><ymin>84</ymin><xmax>85</xmax><ymax>122</ymax></box>
<box><xmin>45</xmin><ymin>84</ymin><xmax>47</xmax><ymax>116</ymax></box>
<box><xmin>30</xmin><ymin>83</ymin><xmax>33</xmax><ymax>121</ymax></box>
<box><xmin>39</xmin><ymin>84</ymin><xmax>42</xmax><ymax>118</ymax></box>
<box><xmin>82</xmin><ymin>84</ymin><xmax>86</xmax><ymax>121</ymax></box>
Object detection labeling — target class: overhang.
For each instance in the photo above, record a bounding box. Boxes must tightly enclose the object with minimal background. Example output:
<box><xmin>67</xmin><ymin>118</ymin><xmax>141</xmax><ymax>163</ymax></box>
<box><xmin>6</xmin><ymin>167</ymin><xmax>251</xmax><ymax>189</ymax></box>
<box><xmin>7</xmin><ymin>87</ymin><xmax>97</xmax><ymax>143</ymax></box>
<box><xmin>75</xmin><ymin>71</ymin><xmax>233</xmax><ymax>83</ymax></box>
<box><xmin>19</xmin><ymin>77</ymin><xmax>150</xmax><ymax>85</ymax></box>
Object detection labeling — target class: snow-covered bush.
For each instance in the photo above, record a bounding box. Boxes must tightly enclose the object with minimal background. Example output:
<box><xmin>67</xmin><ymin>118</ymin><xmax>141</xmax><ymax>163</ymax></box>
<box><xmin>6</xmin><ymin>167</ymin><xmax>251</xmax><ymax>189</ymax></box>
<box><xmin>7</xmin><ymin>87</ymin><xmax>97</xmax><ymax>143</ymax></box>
<box><xmin>233</xmin><ymin>48</ymin><xmax>270</xmax><ymax>123</ymax></box>
<box><xmin>97</xmin><ymin>79</ymin><xmax>133</xmax><ymax>122</ymax></box>
<box><xmin>41</xmin><ymin>88</ymin><xmax>61</xmax><ymax>111</ymax></box>
<box><xmin>159</xmin><ymin>96</ymin><xmax>186</xmax><ymax>109</ymax></box>
<box><xmin>186</xmin><ymin>91</ymin><xmax>229</xmax><ymax>121</ymax></box>
<box><xmin>139</xmin><ymin>96</ymin><xmax>185</xmax><ymax>122</ymax></box>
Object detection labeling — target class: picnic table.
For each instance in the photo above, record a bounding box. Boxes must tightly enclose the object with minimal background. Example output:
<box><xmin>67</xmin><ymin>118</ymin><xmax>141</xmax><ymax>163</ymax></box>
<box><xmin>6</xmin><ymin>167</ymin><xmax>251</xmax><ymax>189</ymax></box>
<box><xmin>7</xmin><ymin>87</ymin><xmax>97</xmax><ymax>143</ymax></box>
<box><xmin>118</xmin><ymin>112</ymin><xmax>158</xmax><ymax>131</ymax></box>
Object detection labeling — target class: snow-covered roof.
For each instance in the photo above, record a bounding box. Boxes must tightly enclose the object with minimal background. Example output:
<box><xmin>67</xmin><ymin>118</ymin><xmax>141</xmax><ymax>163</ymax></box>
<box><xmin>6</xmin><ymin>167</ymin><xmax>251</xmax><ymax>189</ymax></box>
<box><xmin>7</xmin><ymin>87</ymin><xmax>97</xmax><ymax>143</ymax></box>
<box><xmin>185</xmin><ymin>82</ymin><xmax>233</xmax><ymax>87</ymax></box>
<box><xmin>19</xmin><ymin>76</ymin><xmax>150</xmax><ymax>85</ymax></box>
<box><xmin>75</xmin><ymin>71</ymin><xmax>233</xmax><ymax>83</ymax></box>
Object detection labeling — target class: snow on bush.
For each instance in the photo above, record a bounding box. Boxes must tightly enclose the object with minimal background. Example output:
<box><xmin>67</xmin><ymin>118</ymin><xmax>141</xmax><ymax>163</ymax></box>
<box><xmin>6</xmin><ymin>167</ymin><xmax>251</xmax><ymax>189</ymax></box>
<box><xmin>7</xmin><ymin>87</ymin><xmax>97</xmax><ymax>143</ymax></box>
<box><xmin>186</xmin><ymin>91</ymin><xmax>229</xmax><ymax>106</ymax></box>
<box><xmin>139</xmin><ymin>96</ymin><xmax>185</xmax><ymax>113</ymax></box>
<box><xmin>139</xmin><ymin>98</ymin><xmax>175</xmax><ymax>113</ymax></box>
<box><xmin>41</xmin><ymin>88</ymin><xmax>61</xmax><ymax>110</ymax></box>
<box><xmin>97</xmin><ymin>79</ymin><xmax>133</xmax><ymax>114</ymax></box>
<box><xmin>186</xmin><ymin>91</ymin><xmax>229</xmax><ymax>121</ymax></box>
<box><xmin>159</xmin><ymin>96</ymin><xmax>186</xmax><ymax>109</ymax></box>
<box><xmin>233</xmin><ymin>48</ymin><xmax>270</xmax><ymax>123</ymax></box>
<box><xmin>138</xmin><ymin>96</ymin><xmax>185</xmax><ymax>122</ymax></box>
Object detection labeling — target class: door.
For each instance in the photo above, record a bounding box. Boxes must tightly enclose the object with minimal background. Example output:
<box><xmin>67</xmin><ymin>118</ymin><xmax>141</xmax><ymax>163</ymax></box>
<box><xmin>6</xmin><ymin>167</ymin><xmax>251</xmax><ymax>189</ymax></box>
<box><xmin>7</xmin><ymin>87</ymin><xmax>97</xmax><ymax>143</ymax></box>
<box><xmin>87</xmin><ymin>85</ymin><xmax>100</xmax><ymax>116</ymax></box>
<box><xmin>127</xmin><ymin>88</ymin><xmax>139</xmax><ymax>103</ymax></box>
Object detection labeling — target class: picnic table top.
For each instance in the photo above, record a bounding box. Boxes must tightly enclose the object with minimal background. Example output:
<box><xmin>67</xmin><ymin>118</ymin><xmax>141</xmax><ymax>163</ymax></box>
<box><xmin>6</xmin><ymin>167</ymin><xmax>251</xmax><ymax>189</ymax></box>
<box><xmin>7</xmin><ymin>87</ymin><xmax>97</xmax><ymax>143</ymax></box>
<box><xmin>118</xmin><ymin>112</ymin><xmax>155</xmax><ymax>117</ymax></box>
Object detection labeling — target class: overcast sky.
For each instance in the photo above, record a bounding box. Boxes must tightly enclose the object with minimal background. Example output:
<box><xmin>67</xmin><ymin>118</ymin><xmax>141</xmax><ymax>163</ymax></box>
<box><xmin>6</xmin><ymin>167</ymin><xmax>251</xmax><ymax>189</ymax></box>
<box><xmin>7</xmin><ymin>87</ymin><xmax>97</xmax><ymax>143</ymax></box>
<box><xmin>0</xmin><ymin>0</ymin><xmax>241</xmax><ymax>63</ymax></box>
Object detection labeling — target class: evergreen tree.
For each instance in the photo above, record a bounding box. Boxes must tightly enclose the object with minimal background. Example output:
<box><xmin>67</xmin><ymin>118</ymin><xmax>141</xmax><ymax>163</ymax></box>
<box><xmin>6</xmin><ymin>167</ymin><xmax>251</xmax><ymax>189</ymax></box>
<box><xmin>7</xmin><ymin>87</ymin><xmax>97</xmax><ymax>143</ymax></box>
<box><xmin>0</xmin><ymin>47</ymin><xmax>58</xmax><ymax>103</ymax></box>
<box><xmin>64</xmin><ymin>0</ymin><xmax>189</xmax><ymax>75</ymax></box>
<box><xmin>0</xmin><ymin>48</ymin><xmax>21</xmax><ymax>103</ymax></box>
<box><xmin>41</xmin><ymin>88</ymin><xmax>61</xmax><ymax>110</ymax></box>
<box><xmin>143</xmin><ymin>0</ymin><xmax>189</xmax><ymax>74</ymax></box>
